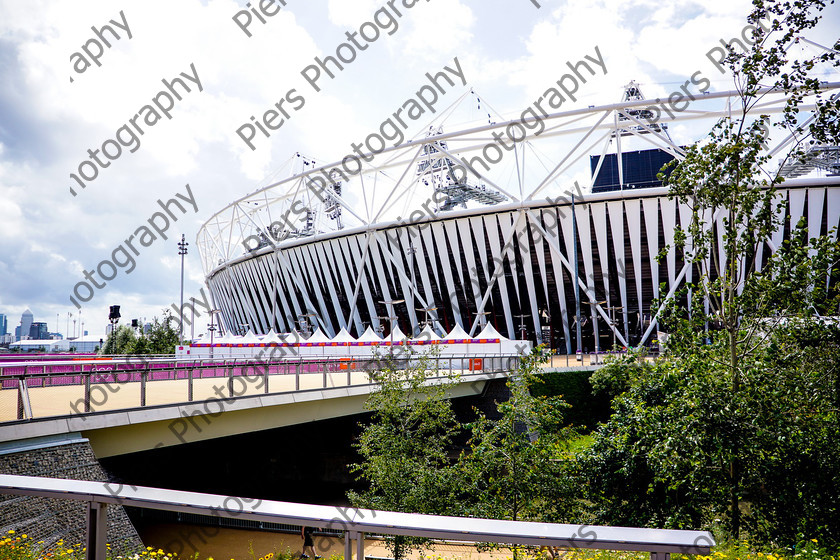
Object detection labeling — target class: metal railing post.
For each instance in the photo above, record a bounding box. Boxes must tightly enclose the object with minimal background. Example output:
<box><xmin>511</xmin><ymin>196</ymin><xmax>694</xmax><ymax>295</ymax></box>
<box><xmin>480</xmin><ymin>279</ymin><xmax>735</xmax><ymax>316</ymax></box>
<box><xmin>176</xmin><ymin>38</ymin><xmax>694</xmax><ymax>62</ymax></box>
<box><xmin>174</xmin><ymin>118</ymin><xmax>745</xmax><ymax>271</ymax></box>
<box><xmin>16</xmin><ymin>378</ymin><xmax>32</xmax><ymax>420</ymax></box>
<box><xmin>228</xmin><ymin>360</ymin><xmax>235</xmax><ymax>399</ymax></box>
<box><xmin>85</xmin><ymin>501</ymin><xmax>108</xmax><ymax>560</ymax></box>
<box><xmin>264</xmin><ymin>361</ymin><xmax>270</xmax><ymax>394</ymax></box>
<box><xmin>140</xmin><ymin>369</ymin><xmax>147</xmax><ymax>407</ymax></box>
<box><xmin>344</xmin><ymin>531</ymin><xmax>352</xmax><ymax>560</ymax></box>
<box><xmin>84</xmin><ymin>373</ymin><xmax>92</xmax><ymax>413</ymax></box>
<box><xmin>356</xmin><ymin>531</ymin><xmax>365</xmax><ymax>560</ymax></box>
<box><xmin>188</xmin><ymin>367</ymin><xmax>194</xmax><ymax>402</ymax></box>
<box><xmin>323</xmin><ymin>361</ymin><xmax>328</xmax><ymax>388</ymax></box>
<box><xmin>295</xmin><ymin>361</ymin><xmax>300</xmax><ymax>391</ymax></box>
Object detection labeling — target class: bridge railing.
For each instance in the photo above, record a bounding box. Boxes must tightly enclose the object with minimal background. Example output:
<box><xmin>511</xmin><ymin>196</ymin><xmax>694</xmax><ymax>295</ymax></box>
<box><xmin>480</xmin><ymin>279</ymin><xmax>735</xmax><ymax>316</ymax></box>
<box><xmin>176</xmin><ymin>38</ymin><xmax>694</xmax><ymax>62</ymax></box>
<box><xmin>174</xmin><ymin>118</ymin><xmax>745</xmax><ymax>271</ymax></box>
<box><xmin>0</xmin><ymin>474</ymin><xmax>714</xmax><ymax>560</ymax></box>
<box><xmin>0</xmin><ymin>354</ymin><xmax>522</xmax><ymax>423</ymax></box>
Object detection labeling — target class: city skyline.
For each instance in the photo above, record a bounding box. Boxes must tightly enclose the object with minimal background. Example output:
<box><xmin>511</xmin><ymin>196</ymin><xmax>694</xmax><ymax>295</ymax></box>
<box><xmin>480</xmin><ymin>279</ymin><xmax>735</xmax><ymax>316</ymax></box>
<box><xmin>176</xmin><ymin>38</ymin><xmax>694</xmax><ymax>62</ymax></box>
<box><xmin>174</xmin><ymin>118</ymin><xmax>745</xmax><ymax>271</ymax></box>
<box><xmin>0</xmin><ymin>307</ymin><xmax>85</xmax><ymax>341</ymax></box>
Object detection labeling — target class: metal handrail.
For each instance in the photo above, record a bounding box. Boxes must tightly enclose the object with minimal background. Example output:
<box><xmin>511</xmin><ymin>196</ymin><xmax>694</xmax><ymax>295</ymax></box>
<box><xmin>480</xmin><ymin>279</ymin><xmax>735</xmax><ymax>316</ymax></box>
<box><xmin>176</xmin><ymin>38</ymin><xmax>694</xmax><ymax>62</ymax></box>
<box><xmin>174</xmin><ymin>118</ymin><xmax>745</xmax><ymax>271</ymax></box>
<box><xmin>0</xmin><ymin>354</ymin><xmax>523</xmax><ymax>424</ymax></box>
<box><xmin>0</xmin><ymin>474</ymin><xmax>714</xmax><ymax>560</ymax></box>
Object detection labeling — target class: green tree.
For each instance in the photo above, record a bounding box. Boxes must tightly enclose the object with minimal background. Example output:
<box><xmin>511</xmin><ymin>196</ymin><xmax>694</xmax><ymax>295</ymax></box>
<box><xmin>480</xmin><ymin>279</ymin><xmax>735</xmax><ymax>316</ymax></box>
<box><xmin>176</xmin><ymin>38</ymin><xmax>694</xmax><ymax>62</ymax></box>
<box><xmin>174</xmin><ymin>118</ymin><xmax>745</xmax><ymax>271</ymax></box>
<box><xmin>581</xmin><ymin>322</ymin><xmax>840</xmax><ymax>547</ymax></box>
<box><xmin>745</xmin><ymin>321</ymin><xmax>840</xmax><ymax>545</ymax></box>
<box><xmin>100</xmin><ymin>313</ymin><xmax>180</xmax><ymax>355</ymax></box>
<box><xmin>100</xmin><ymin>324</ymin><xmax>137</xmax><ymax>355</ymax></box>
<box><xmin>658</xmin><ymin>0</ymin><xmax>839</xmax><ymax>538</ymax></box>
<box><xmin>458</xmin><ymin>346</ymin><xmax>580</xmax><ymax>526</ymax></box>
<box><xmin>347</xmin><ymin>349</ymin><xmax>466</xmax><ymax>559</ymax></box>
<box><xmin>141</xmin><ymin>314</ymin><xmax>180</xmax><ymax>354</ymax></box>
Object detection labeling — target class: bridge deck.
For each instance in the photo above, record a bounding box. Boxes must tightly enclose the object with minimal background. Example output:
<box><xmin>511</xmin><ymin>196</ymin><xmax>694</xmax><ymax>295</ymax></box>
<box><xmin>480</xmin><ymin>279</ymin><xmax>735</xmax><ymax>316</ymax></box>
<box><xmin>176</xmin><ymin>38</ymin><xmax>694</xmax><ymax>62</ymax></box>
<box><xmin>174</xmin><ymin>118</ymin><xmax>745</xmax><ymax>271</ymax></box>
<box><xmin>0</xmin><ymin>354</ymin><xmax>602</xmax><ymax>424</ymax></box>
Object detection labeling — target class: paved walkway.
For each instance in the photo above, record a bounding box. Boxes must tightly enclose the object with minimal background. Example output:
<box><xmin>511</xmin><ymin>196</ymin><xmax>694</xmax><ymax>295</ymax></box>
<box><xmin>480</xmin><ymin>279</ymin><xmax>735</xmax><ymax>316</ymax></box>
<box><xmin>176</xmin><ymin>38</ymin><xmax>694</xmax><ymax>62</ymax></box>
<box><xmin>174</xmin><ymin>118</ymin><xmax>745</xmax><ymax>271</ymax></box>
<box><xmin>140</xmin><ymin>523</ymin><xmax>554</xmax><ymax>560</ymax></box>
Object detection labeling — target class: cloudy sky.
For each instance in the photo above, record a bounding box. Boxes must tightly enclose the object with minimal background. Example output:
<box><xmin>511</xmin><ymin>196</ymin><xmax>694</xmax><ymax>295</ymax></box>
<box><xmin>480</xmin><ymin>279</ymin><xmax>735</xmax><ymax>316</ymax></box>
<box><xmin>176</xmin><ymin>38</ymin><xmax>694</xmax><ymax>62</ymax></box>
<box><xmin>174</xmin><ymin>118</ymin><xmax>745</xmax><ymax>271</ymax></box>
<box><xmin>0</xmin><ymin>0</ymin><xmax>837</xmax><ymax>339</ymax></box>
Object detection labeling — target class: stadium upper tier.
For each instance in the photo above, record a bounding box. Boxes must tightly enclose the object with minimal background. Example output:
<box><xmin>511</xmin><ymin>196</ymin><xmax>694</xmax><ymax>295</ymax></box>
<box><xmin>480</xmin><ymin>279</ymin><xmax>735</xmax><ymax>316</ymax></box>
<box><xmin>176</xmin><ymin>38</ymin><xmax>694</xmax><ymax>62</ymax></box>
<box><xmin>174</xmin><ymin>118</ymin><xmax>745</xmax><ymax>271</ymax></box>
<box><xmin>197</xmin><ymin>82</ymin><xmax>840</xmax><ymax>350</ymax></box>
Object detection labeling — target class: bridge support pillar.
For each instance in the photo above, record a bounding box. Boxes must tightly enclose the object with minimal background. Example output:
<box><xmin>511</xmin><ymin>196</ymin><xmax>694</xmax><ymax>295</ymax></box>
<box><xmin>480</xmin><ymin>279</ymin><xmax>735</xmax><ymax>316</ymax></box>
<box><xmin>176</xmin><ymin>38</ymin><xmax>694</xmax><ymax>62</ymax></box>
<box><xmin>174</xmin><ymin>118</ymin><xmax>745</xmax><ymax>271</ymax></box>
<box><xmin>650</xmin><ymin>553</ymin><xmax>670</xmax><ymax>560</ymax></box>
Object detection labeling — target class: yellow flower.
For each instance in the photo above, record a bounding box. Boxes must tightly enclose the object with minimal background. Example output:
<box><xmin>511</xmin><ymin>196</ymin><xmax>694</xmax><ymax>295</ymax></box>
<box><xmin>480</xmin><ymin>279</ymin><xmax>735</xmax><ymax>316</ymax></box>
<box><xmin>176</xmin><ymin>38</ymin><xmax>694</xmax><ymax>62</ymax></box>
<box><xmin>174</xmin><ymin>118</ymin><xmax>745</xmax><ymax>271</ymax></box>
<box><xmin>811</xmin><ymin>539</ymin><xmax>818</xmax><ymax>543</ymax></box>
<box><xmin>7</xmin><ymin>530</ymin><xmax>14</xmax><ymax>534</ymax></box>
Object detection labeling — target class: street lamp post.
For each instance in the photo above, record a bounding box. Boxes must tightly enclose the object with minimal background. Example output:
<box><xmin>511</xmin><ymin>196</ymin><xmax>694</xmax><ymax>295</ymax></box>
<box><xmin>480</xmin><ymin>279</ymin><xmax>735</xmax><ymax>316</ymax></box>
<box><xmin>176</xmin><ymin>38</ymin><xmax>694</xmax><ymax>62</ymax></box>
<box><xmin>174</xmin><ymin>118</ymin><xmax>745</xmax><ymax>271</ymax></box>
<box><xmin>610</xmin><ymin>306</ymin><xmax>623</xmax><ymax>350</ymax></box>
<box><xmin>572</xmin><ymin>193</ymin><xmax>582</xmax><ymax>360</ymax></box>
<box><xmin>377</xmin><ymin>315</ymin><xmax>399</xmax><ymax>357</ymax></box>
<box><xmin>539</xmin><ymin>308</ymin><xmax>551</xmax><ymax>349</ymax></box>
<box><xmin>514</xmin><ymin>314</ymin><xmax>528</xmax><ymax>341</ymax></box>
<box><xmin>378</xmin><ymin>299</ymin><xmax>405</xmax><ymax>353</ymax></box>
<box><xmin>208</xmin><ymin>323</ymin><xmax>217</xmax><ymax>358</ymax></box>
<box><xmin>298</xmin><ymin>313</ymin><xmax>316</xmax><ymax>338</ymax></box>
<box><xmin>177</xmin><ymin>234</ymin><xmax>189</xmax><ymax>345</ymax></box>
<box><xmin>416</xmin><ymin>305</ymin><xmax>438</xmax><ymax>331</ymax></box>
<box><xmin>476</xmin><ymin>311</ymin><xmax>491</xmax><ymax>331</ymax></box>
<box><xmin>208</xmin><ymin>309</ymin><xmax>221</xmax><ymax>359</ymax></box>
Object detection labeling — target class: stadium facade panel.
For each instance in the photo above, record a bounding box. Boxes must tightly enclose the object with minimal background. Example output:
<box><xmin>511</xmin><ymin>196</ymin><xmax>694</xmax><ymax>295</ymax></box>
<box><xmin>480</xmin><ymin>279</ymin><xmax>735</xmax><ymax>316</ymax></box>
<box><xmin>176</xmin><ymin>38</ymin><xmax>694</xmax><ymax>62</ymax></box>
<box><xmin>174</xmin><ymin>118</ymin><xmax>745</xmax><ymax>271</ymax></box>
<box><xmin>205</xmin><ymin>179</ymin><xmax>840</xmax><ymax>352</ymax></box>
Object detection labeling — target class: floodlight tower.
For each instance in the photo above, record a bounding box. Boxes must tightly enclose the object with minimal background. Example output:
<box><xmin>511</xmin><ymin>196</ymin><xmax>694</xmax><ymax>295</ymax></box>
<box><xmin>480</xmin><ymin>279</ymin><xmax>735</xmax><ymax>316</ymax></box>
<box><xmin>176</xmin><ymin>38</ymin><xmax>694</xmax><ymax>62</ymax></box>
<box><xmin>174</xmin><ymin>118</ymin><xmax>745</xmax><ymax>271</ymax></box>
<box><xmin>178</xmin><ymin>234</ymin><xmax>189</xmax><ymax>344</ymax></box>
<box><xmin>108</xmin><ymin>306</ymin><xmax>121</xmax><ymax>347</ymax></box>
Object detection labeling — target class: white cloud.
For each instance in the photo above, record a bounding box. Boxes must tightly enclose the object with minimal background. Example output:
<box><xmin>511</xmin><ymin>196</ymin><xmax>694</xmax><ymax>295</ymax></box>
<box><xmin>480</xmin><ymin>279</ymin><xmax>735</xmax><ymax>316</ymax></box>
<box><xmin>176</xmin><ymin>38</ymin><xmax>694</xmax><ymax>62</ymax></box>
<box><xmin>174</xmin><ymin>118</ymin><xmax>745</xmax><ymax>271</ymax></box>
<box><xmin>400</xmin><ymin>0</ymin><xmax>475</xmax><ymax>62</ymax></box>
<box><xmin>327</xmin><ymin>0</ymin><xmax>381</xmax><ymax>27</ymax></box>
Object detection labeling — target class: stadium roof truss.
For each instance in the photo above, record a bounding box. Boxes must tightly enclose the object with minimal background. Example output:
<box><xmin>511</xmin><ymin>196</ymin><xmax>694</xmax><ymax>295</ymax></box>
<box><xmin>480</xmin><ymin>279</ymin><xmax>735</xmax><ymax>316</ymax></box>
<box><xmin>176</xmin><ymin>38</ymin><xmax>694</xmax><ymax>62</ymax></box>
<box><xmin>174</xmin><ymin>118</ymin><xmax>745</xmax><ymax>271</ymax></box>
<box><xmin>197</xmin><ymin>82</ymin><xmax>840</xmax><ymax>346</ymax></box>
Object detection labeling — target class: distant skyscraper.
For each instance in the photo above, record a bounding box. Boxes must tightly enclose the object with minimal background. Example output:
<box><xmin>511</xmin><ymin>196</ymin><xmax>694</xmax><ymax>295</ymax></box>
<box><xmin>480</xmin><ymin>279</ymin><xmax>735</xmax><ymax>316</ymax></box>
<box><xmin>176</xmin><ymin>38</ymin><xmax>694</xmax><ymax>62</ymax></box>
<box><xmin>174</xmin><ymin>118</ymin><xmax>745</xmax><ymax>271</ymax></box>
<box><xmin>0</xmin><ymin>313</ymin><xmax>7</xmax><ymax>337</ymax></box>
<box><xmin>17</xmin><ymin>309</ymin><xmax>33</xmax><ymax>342</ymax></box>
<box><xmin>29</xmin><ymin>322</ymin><xmax>48</xmax><ymax>340</ymax></box>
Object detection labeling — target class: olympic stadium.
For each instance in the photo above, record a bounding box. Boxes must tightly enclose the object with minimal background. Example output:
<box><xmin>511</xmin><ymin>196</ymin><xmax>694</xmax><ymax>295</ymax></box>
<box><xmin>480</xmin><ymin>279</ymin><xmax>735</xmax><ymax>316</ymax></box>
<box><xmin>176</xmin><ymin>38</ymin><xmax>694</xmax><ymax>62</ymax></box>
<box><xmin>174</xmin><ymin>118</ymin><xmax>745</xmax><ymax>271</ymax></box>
<box><xmin>196</xmin><ymin>81</ymin><xmax>840</xmax><ymax>354</ymax></box>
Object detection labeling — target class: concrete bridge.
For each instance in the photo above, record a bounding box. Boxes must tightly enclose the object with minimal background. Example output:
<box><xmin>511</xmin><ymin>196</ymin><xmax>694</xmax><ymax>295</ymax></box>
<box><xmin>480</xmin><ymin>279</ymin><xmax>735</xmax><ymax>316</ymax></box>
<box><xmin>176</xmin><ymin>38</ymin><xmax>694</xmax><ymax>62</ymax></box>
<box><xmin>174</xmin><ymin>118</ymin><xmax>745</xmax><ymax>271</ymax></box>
<box><xmin>0</xmin><ymin>352</ymin><xmax>603</xmax><ymax>554</ymax></box>
<box><xmin>0</xmin><ymin>353</ymin><xmax>601</xmax><ymax>458</ymax></box>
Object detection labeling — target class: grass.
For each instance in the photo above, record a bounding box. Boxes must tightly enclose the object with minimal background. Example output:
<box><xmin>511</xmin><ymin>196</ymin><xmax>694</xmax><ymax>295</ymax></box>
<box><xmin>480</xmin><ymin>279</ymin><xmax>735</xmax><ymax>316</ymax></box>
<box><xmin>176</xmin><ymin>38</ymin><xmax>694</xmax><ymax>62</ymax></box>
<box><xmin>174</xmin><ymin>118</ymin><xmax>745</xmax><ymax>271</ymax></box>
<box><xmin>566</xmin><ymin>434</ymin><xmax>594</xmax><ymax>454</ymax></box>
